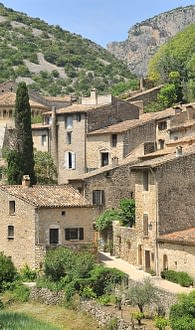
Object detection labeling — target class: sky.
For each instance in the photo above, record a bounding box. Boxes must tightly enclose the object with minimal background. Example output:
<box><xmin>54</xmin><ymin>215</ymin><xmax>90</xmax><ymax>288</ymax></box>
<box><xmin>2</xmin><ymin>0</ymin><xmax>195</xmax><ymax>47</ymax></box>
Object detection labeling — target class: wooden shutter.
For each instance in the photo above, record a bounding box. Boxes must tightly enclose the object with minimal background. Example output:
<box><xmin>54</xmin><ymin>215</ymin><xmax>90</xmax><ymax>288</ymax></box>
<box><xmin>79</xmin><ymin>228</ymin><xmax>84</xmax><ymax>240</ymax></box>
<box><xmin>65</xmin><ymin>228</ymin><xmax>70</xmax><ymax>240</ymax></box>
<box><xmin>72</xmin><ymin>152</ymin><xmax>76</xmax><ymax>169</ymax></box>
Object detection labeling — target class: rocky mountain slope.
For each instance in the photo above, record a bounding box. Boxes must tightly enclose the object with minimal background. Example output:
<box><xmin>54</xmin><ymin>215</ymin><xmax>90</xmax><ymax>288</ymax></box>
<box><xmin>0</xmin><ymin>3</ymin><xmax>135</xmax><ymax>97</ymax></box>
<box><xmin>107</xmin><ymin>6</ymin><xmax>195</xmax><ymax>77</ymax></box>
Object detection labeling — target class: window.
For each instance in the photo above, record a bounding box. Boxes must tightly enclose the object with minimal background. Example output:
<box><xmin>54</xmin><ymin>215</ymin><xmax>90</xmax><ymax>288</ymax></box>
<box><xmin>9</xmin><ymin>201</ymin><xmax>15</xmax><ymax>215</ymax></box>
<box><xmin>49</xmin><ymin>228</ymin><xmax>59</xmax><ymax>244</ymax></box>
<box><xmin>111</xmin><ymin>134</ymin><xmax>117</xmax><ymax>147</ymax></box>
<box><xmin>65</xmin><ymin>115</ymin><xmax>73</xmax><ymax>129</ymax></box>
<box><xmin>143</xmin><ymin>171</ymin><xmax>149</xmax><ymax>191</ymax></box>
<box><xmin>65</xmin><ymin>228</ymin><xmax>84</xmax><ymax>240</ymax></box>
<box><xmin>76</xmin><ymin>113</ymin><xmax>81</xmax><ymax>122</ymax></box>
<box><xmin>66</xmin><ymin>132</ymin><xmax>72</xmax><ymax>144</ymax></box>
<box><xmin>158</xmin><ymin>121</ymin><xmax>167</xmax><ymax>130</ymax></box>
<box><xmin>8</xmin><ymin>225</ymin><xmax>14</xmax><ymax>238</ymax></box>
<box><xmin>92</xmin><ymin>190</ymin><xmax>104</xmax><ymax>206</ymax></box>
<box><xmin>143</xmin><ymin>214</ymin><xmax>148</xmax><ymax>236</ymax></box>
<box><xmin>64</xmin><ymin>151</ymin><xmax>76</xmax><ymax>169</ymax></box>
<box><xmin>159</xmin><ymin>139</ymin><xmax>165</xmax><ymax>149</ymax></box>
<box><xmin>41</xmin><ymin>135</ymin><xmax>47</xmax><ymax>146</ymax></box>
<box><xmin>101</xmin><ymin>152</ymin><xmax>109</xmax><ymax>167</ymax></box>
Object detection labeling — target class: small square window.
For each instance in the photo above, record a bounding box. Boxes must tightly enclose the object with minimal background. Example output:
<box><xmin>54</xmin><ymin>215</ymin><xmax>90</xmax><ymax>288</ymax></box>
<box><xmin>9</xmin><ymin>201</ymin><xmax>15</xmax><ymax>215</ymax></box>
<box><xmin>92</xmin><ymin>190</ymin><xmax>104</xmax><ymax>206</ymax></box>
<box><xmin>61</xmin><ymin>211</ymin><xmax>66</xmax><ymax>216</ymax></box>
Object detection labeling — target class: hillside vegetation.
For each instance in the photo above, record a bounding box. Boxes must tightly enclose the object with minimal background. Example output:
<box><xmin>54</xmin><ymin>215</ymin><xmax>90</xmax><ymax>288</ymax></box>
<box><xmin>0</xmin><ymin>3</ymin><xmax>136</xmax><ymax>97</ymax></box>
<box><xmin>148</xmin><ymin>24</ymin><xmax>195</xmax><ymax>103</ymax></box>
<box><xmin>107</xmin><ymin>6</ymin><xmax>195</xmax><ymax>77</ymax></box>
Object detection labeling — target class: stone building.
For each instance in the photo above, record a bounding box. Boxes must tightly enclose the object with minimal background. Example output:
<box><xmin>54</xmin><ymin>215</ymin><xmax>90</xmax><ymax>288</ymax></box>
<box><xmin>42</xmin><ymin>89</ymin><xmax>139</xmax><ymax>183</ymax></box>
<box><xmin>113</xmin><ymin>145</ymin><xmax>195</xmax><ymax>279</ymax></box>
<box><xmin>0</xmin><ymin>176</ymin><xmax>94</xmax><ymax>269</ymax></box>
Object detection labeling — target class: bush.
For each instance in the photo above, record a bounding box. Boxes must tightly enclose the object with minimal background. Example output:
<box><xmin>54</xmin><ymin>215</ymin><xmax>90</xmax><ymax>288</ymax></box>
<box><xmin>169</xmin><ymin>291</ymin><xmax>195</xmax><ymax>330</ymax></box>
<box><xmin>20</xmin><ymin>264</ymin><xmax>37</xmax><ymax>282</ymax></box>
<box><xmin>12</xmin><ymin>283</ymin><xmax>30</xmax><ymax>302</ymax></box>
<box><xmin>0</xmin><ymin>253</ymin><xmax>17</xmax><ymax>291</ymax></box>
<box><xmin>161</xmin><ymin>270</ymin><xmax>193</xmax><ymax>287</ymax></box>
<box><xmin>90</xmin><ymin>265</ymin><xmax>126</xmax><ymax>296</ymax></box>
<box><xmin>132</xmin><ymin>311</ymin><xmax>144</xmax><ymax>325</ymax></box>
<box><xmin>155</xmin><ymin>316</ymin><xmax>169</xmax><ymax>330</ymax></box>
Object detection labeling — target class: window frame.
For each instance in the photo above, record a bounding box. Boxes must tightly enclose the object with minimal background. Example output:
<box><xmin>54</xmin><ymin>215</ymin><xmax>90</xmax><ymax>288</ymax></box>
<box><xmin>8</xmin><ymin>225</ymin><xmax>14</xmax><ymax>239</ymax></box>
<box><xmin>101</xmin><ymin>152</ymin><xmax>109</xmax><ymax>167</ymax></box>
<box><xmin>111</xmin><ymin>134</ymin><xmax>117</xmax><ymax>147</ymax></box>
<box><xmin>143</xmin><ymin>170</ymin><xmax>149</xmax><ymax>191</ymax></box>
<box><xmin>65</xmin><ymin>227</ymin><xmax>84</xmax><ymax>241</ymax></box>
<box><xmin>64</xmin><ymin>151</ymin><xmax>76</xmax><ymax>169</ymax></box>
<box><xmin>65</xmin><ymin>115</ymin><xmax>73</xmax><ymax>129</ymax></box>
<box><xmin>92</xmin><ymin>190</ymin><xmax>105</xmax><ymax>206</ymax></box>
<box><xmin>9</xmin><ymin>201</ymin><xmax>15</xmax><ymax>215</ymax></box>
<box><xmin>49</xmin><ymin>228</ymin><xmax>59</xmax><ymax>244</ymax></box>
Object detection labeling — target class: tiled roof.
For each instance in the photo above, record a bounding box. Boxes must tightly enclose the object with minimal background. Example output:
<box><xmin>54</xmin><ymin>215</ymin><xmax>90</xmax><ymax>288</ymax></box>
<box><xmin>158</xmin><ymin>227</ymin><xmax>195</xmax><ymax>246</ymax></box>
<box><xmin>0</xmin><ymin>92</ymin><xmax>49</xmax><ymax>110</ymax></box>
<box><xmin>169</xmin><ymin>120</ymin><xmax>195</xmax><ymax>132</ymax></box>
<box><xmin>87</xmin><ymin>108</ymin><xmax>176</xmax><ymax>135</ymax></box>
<box><xmin>43</xmin><ymin>102</ymin><xmax>111</xmax><ymax>115</ymax></box>
<box><xmin>31</xmin><ymin>123</ymin><xmax>51</xmax><ymax>130</ymax></box>
<box><xmin>167</xmin><ymin>134</ymin><xmax>195</xmax><ymax>146</ymax></box>
<box><xmin>0</xmin><ymin>184</ymin><xmax>91</xmax><ymax>208</ymax></box>
<box><xmin>43</xmin><ymin>95</ymin><xmax>71</xmax><ymax>102</ymax></box>
<box><xmin>131</xmin><ymin>145</ymin><xmax>195</xmax><ymax>169</ymax></box>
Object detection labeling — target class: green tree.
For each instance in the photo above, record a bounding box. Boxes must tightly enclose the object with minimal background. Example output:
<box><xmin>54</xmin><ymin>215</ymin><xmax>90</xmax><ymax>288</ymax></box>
<box><xmin>7</xmin><ymin>82</ymin><xmax>36</xmax><ymax>185</ymax></box>
<box><xmin>0</xmin><ymin>252</ymin><xmax>17</xmax><ymax>291</ymax></box>
<box><xmin>34</xmin><ymin>151</ymin><xmax>57</xmax><ymax>184</ymax></box>
<box><xmin>169</xmin><ymin>291</ymin><xmax>195</xmax><ymax>330</ymax></box>
<box><xmin>118</xmin><ymin>198</ymin><xmax>135</xmax><ymax>227</ymax></box>
<box><xmin>125</xmin><ymin>278</ymin><xmax>157</xmax><ymax>313</ymax></box>
<box><xmin>157</xmin><ymin>83</ymin><xmax>177</xmax><ymax>108</ymax></box>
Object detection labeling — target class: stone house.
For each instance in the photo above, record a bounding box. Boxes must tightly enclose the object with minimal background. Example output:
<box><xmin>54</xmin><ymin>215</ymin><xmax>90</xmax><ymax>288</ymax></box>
<box><xmin>113</xmin><ymin>145</ymin><xmax>195</xmax><ymax>279</ymax></box>
<box><xmin>42</xmin><ymin>89</ymin><xmax>139</xmax><ymax>183</ymax></box>
<box><xmin>0</xmin><ymin>176</ymin><xmax>94</xmax><ymax>270</ymax></box>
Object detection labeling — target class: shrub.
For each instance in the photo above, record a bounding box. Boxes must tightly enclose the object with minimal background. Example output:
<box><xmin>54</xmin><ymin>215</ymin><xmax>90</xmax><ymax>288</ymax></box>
<box><xmin>161</xmin><ymin>270</ymin><xmax>193</xmax><ymax>287</ymax></box>
<box><xmin>132</xmin><ymin>311</ymin><xmax>144</xmax><ymax>325</ymax></box>
<box><xmin>90</xmin><ymin>265</ymin><xmax>126</xmax><ymax>297</ymax></box>
<box><xmin>0</xmin><ymin>253</ymin><xmax>17</xmax><ymax>291</ymax></box>
<box><xmin>105</xmin><ymin>317</ymin><xmax>119</xmax><ymax>330</ymax></box>
<box><xmin>20</xmin><ymin>264</ymin><xmax>37</xmax><ymax>282</ymax></box>
<box><xmin>12</xmin><ymin>283</ymin><xmax>30</xmax><ymax>302</ymax></box>
<box><xmin>169</xmin><ymin>291</ymin><xmax>195</xmax><ymax>330</ymax></box>
<box><xmin>155</xmin><ymin>316</ymin><xmax>169</xmax><ymax>330</ymax></box>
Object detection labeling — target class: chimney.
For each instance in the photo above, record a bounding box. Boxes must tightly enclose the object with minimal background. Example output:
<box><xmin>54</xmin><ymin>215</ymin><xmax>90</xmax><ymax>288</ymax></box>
<box><xmin>90</xmin><ymin>88</ymin><xmax>98</xmax><ymax>105</ymax></box>
<box><xmin>22</xmin><ymin>175</ymin><xmax>30</xmax><ymax>188</ymax></box>
<box><xmin>176</xmin><ymin>146</ymin><xmax>183</xmax><ymax>157</ymax></box>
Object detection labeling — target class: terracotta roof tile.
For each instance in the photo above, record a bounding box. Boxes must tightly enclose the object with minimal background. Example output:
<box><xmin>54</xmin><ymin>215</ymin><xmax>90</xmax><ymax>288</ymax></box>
<box><xmin>0</xmin><ymin>92</ymin><xmax>49</xmax><ymax>110</ymax></box>
<box><xmin>158</xmin><ymin>227</ymin><xmax>195</xmax><ymax>245</ymax></box>
<box><xmin>0</xmin><ymin>184</ymin><xmax>91</xmax><ymax>208</ymax></box>
<box><xmin>131</xmin><ymin>145</ymin><xmax>195</xmax><ymax>168</ymax></box>
<box><xmin>43</xmin><ymin>102</ymin><xmax>110</xmax><ymax>115</ymax></box>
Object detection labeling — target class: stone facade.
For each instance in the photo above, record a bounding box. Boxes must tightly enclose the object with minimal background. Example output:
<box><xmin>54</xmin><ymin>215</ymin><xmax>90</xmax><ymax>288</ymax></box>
<box><xmin>0</xmin><ymin>183</ymin><xmax>94</xmax><ymax>270</ymax></box>
<box><xmin>43</xmin><ymin>91</ymin><xmax>140</xmax><ymax>184</ymax></box>
<box><xmin>158</xmin><ymin>241</ymin><xmax>195</xmax><ymax>280</ymax></box>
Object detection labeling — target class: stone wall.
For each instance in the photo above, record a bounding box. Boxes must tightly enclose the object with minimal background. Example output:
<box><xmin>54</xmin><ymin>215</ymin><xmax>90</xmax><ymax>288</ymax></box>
<box><xmin>123</xmin><ymin>121</ymin><xmax>155</xmax><ymax>156</ymax></box>
<box><xmin>87</xmin><ymin>99</ymin><xmax>139</xmax><ymax>133</ymax></box>
<box><xmin>29</xmin><ymin>282</ymin><xmax>177</xmax><ymax>329</ymax></box>
<box><xmin>127</xmin><ymin>86</ymin><xmax>162</xmax><ymax>106</ymax></box>
<box><xmin>157</xmin><ymin>153</ymin><xmax>195</xmax><ymax>234</ymax></box>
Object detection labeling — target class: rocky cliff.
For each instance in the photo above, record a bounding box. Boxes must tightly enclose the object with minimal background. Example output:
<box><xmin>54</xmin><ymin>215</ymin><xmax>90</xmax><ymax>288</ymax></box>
<box><xmin>107</xmin><ymin>6</ymin><xmax>195</xmax><ymax>77</ymax></box>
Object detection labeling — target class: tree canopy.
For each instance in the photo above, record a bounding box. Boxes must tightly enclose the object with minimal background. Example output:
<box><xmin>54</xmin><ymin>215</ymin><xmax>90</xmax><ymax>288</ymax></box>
<box><xmin>148</xmin><ymin>24</ymin><xmax>195</xmax><ymax>103</ymax></box>
<box><xmin>7</xmin><ymin>82</ymin><xmax>36</xmax><ymax>185</ymax></box>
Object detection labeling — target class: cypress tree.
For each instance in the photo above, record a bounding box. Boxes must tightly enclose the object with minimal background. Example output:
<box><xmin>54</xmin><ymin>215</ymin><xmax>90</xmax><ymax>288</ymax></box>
<box><xmin>7</xmin><ymin>82</ymin><xmax>36</xmax><ymax>185</ymax></box>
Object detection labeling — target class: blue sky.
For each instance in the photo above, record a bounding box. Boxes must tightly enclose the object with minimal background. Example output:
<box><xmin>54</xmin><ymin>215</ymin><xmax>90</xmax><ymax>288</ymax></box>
<box><xmin>2</xmin><ymin>0</ymin><xmax>194</xmax><ymax>47</ymax></box>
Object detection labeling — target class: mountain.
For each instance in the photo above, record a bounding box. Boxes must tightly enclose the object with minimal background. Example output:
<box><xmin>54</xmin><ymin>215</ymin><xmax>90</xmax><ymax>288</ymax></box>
<box><xmin>107</xmin><ymin>6</ymin><xmax>195</xmax><ymax>77</ymax></box>
<box><xmin>0</xmin><ymin>3</ymin><xmax>136</xmax><ymax>97</ymax></box>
